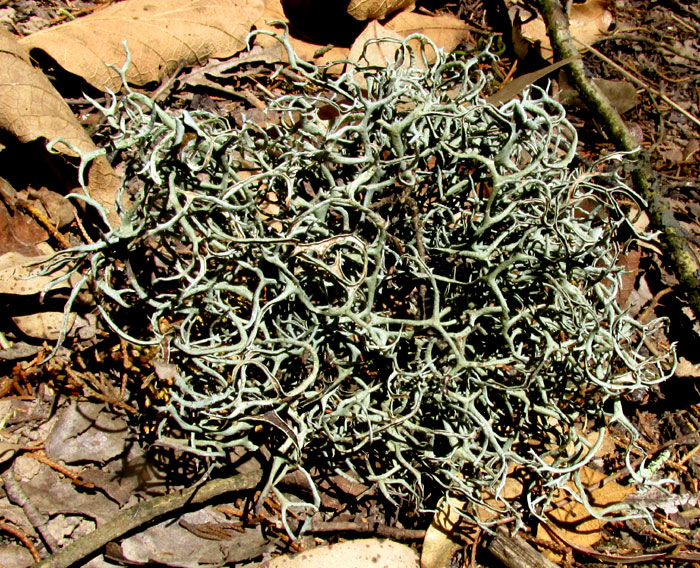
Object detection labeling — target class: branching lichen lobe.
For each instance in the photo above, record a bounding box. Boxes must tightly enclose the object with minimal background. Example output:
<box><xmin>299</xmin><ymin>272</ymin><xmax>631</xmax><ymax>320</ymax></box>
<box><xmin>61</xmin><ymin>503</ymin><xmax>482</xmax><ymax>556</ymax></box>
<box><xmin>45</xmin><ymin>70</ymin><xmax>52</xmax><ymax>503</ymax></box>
<box><xmin>46</xmin><ymin>32</ymin><xmax>674</xmax><ymax>533</ymax></box>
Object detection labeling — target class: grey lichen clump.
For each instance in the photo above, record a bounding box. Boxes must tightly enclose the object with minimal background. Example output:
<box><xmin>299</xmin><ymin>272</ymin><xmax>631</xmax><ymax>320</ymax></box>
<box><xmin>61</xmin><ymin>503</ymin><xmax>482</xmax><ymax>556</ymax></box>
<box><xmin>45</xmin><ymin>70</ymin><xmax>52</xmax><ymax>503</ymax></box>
<box><xmin>49</xmin><ymin>33</ymin><xmax>673</xmax><ymax>531</ymax></box>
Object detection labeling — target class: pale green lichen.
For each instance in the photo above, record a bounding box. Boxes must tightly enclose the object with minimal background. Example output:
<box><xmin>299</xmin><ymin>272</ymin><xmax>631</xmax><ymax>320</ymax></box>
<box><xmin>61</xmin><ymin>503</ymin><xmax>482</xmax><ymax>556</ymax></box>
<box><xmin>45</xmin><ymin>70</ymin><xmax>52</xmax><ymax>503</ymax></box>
<box><xmin>45</xmin><ymin>31</ymin><xmax>674</xmax><ymax>534</ymax></box>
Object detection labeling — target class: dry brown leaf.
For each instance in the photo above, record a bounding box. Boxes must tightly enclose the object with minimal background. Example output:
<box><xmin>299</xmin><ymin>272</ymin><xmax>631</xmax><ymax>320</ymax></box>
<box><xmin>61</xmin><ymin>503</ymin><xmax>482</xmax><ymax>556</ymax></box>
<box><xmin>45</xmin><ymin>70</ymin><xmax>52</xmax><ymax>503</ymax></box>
<box><xmin>87</xmin><ymin>154</ymin><xmax>122</xmax><ymax>227</ymax></box>
<box><xmin>0</xmin><ymin>178</ymin><xmax>48</xmax><ymax>256</ymax></box>
<box><xmin>0</xmin><ymin>182</ymin><xmax>77</xmax><ymax>257</ymax></box>
<box><xmin>422</xmin><ymin>472</ymin><xmax>523</xmax><ymax>568</ymax></box>
<box><xmin>0</xmin><ymin>250</ymin><xmax>70</xmax><ymax>295</ymax></box>
<box><xmin>288</xmin><ymin>40</ymin><xmax>350</xmax><ymax>66</ymax></box>
<box><xmin>0</xmin><ymin>28</ymin><xmax>96</xmax><ymax>157</ymax></box>
<box><xmin>348</xmin><ymin>21</ymin><xmax>405</xmax><ymax>68</ymax></box>
<box><xmin>559</xmin><ymin>77</ymin><xmax>638</xmax><ymax>114</ymax></box>
<box><xmin>347</xmin><ymin>0</ymin><xmax>415</xmax><ymax>21</ymax></box>
<box><xmin>421</xmin><ymin>497</ymin><xmax>471</xmax><ymax>568</ymax></box>
<box><xmin>349</xmin><ymin>13</ymin><xmax>471</xmax><ymax>75</ymax></box>
<box><xmin>515</xmin><ymin>0</ymin><xmax>613</xmax><ymax>60</ymax></box>
<box><xmin>0</xmin><ymin>28</ymin><xmax>121</xmax><ymax>227</ymax></box>
<box><xmin>31</xmin><ymin>187</ymin><xmax>77</xmax><ymax>229</ymax></box>
<box><xmin>618</xmin><ymin>249</ymin><xmax>642</xmax><ymax>309</ymax></box>
<box><xmin>536</xmin><ymin>466</ymin><xmax>635</xmax><ymax>560</ymax></box>
<box><xmin>254</xmin><ymin>2</ymin><xmax>468</xmax><ymax>75</ymax></box>
<box><xmin>0</xmin><ymin>442</ymin><xmax>26</xmax><ymax>465</ymax></box>
<box><xmin>675</xmin><ymin>357</ymin><xmax>700</xmax><ymax>378</ymax></box>
<box><xmin>252</xmin><ymin>0</ymin><xmax>350</xmax><ymax>65</ymax></box>
<box><xmin>385</xmin><ymin>12</ymin><xmax>472</xmax><ymax>53</ymax></box>
<box><xmin>19</xmin><ymin>0</ymin><xmax>265</xmax><ymax>92</ymax></box>
<box><xmin>13</xmin><ymin>312</ymin><xmax>76</xmax><ymax>340</ymax></box>
<box><xmin>486</xmin><ymin>56</ymin><xmax>579</xmax><ymax>105</ymax></box>
<box><xmin>588</xmin><ymin>428</ymin><xmax>616</xmax><ymax>459</ymax></box>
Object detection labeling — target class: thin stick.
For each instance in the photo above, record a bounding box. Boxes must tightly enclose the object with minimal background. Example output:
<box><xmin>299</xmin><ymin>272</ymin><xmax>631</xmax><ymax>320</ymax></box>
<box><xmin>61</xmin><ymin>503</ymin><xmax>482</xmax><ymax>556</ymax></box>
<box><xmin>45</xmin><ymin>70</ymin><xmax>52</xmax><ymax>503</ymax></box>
<box><xmin>679</xmin><ymin>441</ymin><xmax>700</xmax><ymax>466</ymax></box>
<box><xmin>309</xmin><ymin>519</ymin><xmax>425</xmax><ymax>540</ymax></box>
<box><xmin>2</xmin><ymin>469</ymin><xmax>59</xmax><ymax>554</ymax></box>
<box><xmin>32</xmin><ymin>470</ymin><xmax>262</xmax><ymax>568</ymax></box>
<box><xmin>15</xmin><ymin>200</ymin><xmax>72</xmax><ymax>250</ymax></box>
<box><xmin>0</xmin><ymin>518</ymin><xmax>42</xmax><ymax>562</ymax></box>
<box><xmin>577</xmin><ymin>39</ymin><xmax>700</xmax><ymax>129</ymax></box>
<box><xmin>26</xmin><ymin>451</ymin><xmax>95</xmax><ymax>490</ymax></box>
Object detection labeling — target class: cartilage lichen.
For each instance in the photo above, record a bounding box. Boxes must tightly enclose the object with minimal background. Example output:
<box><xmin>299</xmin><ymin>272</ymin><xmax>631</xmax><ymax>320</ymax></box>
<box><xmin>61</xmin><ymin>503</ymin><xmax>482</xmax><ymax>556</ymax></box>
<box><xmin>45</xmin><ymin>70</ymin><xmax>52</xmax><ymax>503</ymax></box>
<box><xmin>47</xmin><ymin>31</ymin><xmax>674</xmax><ymax>533</ymax></box>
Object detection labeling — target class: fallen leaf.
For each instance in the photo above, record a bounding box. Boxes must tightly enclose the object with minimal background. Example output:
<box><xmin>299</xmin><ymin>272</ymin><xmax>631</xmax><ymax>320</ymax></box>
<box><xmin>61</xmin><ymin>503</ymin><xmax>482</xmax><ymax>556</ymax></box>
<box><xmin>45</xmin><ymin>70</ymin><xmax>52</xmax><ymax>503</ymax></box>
<box><xmin>385</xmin><ymin>12</ymin><xmax>473</xmax><ymax>54</ymax></box>
<box><xmin>268</xmin><ymin>538</ymin><xmax>419</xmax><ymax>567</ymax></box>
<box><xmin>421</xmin><ymin>497</ymin><xmax>471</xmax><ymax>568</ymax></box>
<box><xmin>0</xmin><ymin>343</ymin><xmax>43</xmax><ymax>361</ymax></box>
<box><xmin>675</xmin><ymin>357</ymin><xmax>700</xmax><ymax>378</ymax></box>
<box><xmin>255</xmin><ymin>3</ymin><xmax>469</xmax><ymax>73</ymax></box>
<box><xmin>0</xmin><ymin>28</ymin><xmax>97</xmax><ymax>157</ymax></box>
<box><xmin>0</xmin><ymin>178</ymin><xmax>48</xmax><ymax>256</ymax></box>
<box><xmin>0</xmin><ymin>442</ymin><xmax>24</xmax><ymax>465</ymax></box>
<box><xmin>626</xmin><ymin>487</ymin><xmax>700</xmax><ymax>515</ymax></box>
<box><xmin>513</xmin><ymin>0</ymin><xmax>613</xmax><ymax>60</ymax></box>
<box><xmin>684</xmin><ymin>139</ymin><xmax>699</xmax><ymax>161</ymax></box>
<box><xmin>0</xmin><ymin>250</ymin><xmax>70</xmax><ymax>295</ymax></box>
<box><xmin>0</xmin><ymin>28</ymin><xmax>121</xmax><ymax>227</ymax></box>
<box><xmin>252</xmin><ymin>0</ymin><xmax>350</xmax><ymax>64</ymax></box>
<box><xmin>618</xmin><ymin>249</ymin><xmax>642</xmax><ymax>309</ymax></box>
<box><xmin>120</xmin><ymin>509</ymin><xmax>270</xmax><ymax>567</ymax></box>
<box><xmin>45</xmin><ymin>401</ymin><xmax>128</xmax><ymax>463</ymax></box>
<box><xmin>86</xmin><ymin>153</ymin><xmax>122</xmax><ymax>228</ymax></box>
<box><xmin>559</xmin><ymin>78</ymin><xmax>638</xmax><ymax>114</ymax></box>
<box><xmin>15</xmin><ymin>457</ymin><xmax>119</xmax><ymax>523</ymax></box>
<box><xmin>12</xmin><ymin>311</ymin><xmax>76</xmax><ymax>340</ymax></box>
<box><xmin>349</xmin><ymin>21</ymin><xmax>405</xmax><ymax>68</ymax></box>
<box><xmin>0</xmin><ymin>545</ymin><xmax>33</xmax><ymax>568</ymax></box>
<box><xmin>536</xmin><ymin>466</ymin><xmax>635</xmax><ymax>560</ymax></box>
<box><xmin>287</xmin><ymin>38</ymin><xmax>350</xmax><ymax>65</ymax></box>
<box><xmin>486</xmin><ymin>55</ymin><xmax>579</xmax><ymax>105</ymax></box>
<box><xmin>30</xmin><ymin>187</ymin><xmax>77</xmax><ymax>229</ymax></box>
<box><xmin>19</xmin><ymin>0</ymin><xmax>265</xmax><ymax>92</ymax></box>
<box><xmin>347</xmin><ymin>0</ymin><xmax>415</xmax><ymax>21</ymax></box>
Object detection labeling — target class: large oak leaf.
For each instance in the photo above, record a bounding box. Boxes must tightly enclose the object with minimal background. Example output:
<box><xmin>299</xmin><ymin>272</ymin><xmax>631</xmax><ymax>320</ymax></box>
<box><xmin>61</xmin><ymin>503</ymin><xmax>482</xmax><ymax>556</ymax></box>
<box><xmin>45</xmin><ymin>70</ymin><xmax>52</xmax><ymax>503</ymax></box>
<box><xmin>347</xmin><ymin>0</ymin><xmax>414</xmax><ymax>21</ymax></box>
<box><xmin>385</xmin><ymin>11</ymin><xmax>473</xmax><ymax>53</ymax></box>
<box><xmin>19</xmin><ymin>0</ymin><xmax>265</xmax><ymax>92</ymax></box>
<box><xmin>0</xmin><ymin>29</ymin><xmax>121</xmax><ymax>227</ymax></box>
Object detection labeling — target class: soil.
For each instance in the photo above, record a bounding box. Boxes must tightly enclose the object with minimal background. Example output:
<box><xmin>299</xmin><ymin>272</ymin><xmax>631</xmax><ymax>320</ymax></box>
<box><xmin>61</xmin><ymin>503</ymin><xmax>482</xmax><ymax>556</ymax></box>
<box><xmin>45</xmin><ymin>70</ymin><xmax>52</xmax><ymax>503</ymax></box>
<box><xmin>0</xmin><ymin>1</ymin><xmax>699</xmax><ymax>567</ymax></box>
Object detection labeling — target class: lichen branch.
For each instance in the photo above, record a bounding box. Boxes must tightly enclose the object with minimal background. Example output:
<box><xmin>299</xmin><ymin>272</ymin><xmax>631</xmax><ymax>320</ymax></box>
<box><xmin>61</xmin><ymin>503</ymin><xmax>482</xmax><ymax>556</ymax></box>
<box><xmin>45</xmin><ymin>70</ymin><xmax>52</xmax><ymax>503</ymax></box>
<box><xmin>532</xmin><ymin>0</ymin><xmax>700</xmax><ymax>316</ymax></box>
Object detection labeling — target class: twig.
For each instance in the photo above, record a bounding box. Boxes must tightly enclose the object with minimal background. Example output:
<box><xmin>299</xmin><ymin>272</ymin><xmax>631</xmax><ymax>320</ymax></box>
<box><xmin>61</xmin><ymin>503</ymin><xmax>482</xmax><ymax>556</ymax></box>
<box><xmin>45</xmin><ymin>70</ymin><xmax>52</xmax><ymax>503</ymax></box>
<box><xmin>1</xmin><ymin>469</ymin><xmax>59</xmax><ymax>555</ymax></box>
<box><xmin>26</xmin><ymin>451</ymin><xmax>95</xmax><ymax>490</ymax></box>
<box><xmin>309</xmin><ymin>519</ymin><xmax>425</xmax><ymax>541</ymax></box>
<box><xmin>486</xmin><ymin>529</ymin><xmax>560</xmax><ymax>568</ymax></box>
<box><xmin>599</xmin><ymin>33</ymin><xmax>700</xmax><ymax>66</ymax></box>
<box><xmin>31</xmin><ymin>470</ymin><xmax>262</xmax><ymax>568</ymax></box>
<box><xmin>577</xmin><ymin>40</ymin><xmax>700</xmax><ymax>129</ymax></box>
<box><xmin>470</xmin><ymin>527</ymin><xmax>482</xmax><ymax>568</ymax></box>
<box><xmin>0</xmin><ymin>518</ymin><xmax>42</xmax><ymax>562</ymax></box>
<box><xmin>15</xmin><ymin>200</ymin><xmax>72</xmax><ymax>250</ymax></box>
<box><xmin>540</xmin><ymin>521</ymin><xmax>700</xmax><ymax>563</ymax></box>
<box><xmin>638</xmin><ymin>287</ymin><xmax>674</xmax><ymax>324</ymax></box>
<box><xmin>532</xmin><ymin>0</ymin><xmax>700</xmax><ymax>318</ymax></box>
